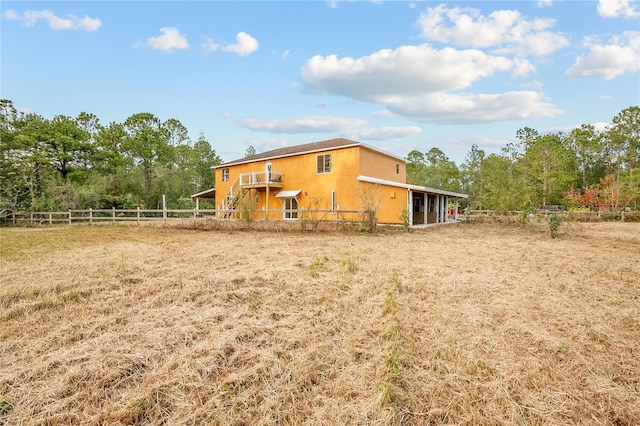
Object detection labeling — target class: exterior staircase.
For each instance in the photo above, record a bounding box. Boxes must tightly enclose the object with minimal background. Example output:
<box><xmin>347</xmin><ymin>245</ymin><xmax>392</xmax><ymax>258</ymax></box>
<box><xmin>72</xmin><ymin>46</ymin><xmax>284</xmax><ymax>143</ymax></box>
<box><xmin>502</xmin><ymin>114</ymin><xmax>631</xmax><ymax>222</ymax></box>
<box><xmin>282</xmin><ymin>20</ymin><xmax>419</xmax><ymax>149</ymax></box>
<box><xmin>217</xmin><ymin>177</ymin><xmax>247</xmax><ymax>218</ymax></box>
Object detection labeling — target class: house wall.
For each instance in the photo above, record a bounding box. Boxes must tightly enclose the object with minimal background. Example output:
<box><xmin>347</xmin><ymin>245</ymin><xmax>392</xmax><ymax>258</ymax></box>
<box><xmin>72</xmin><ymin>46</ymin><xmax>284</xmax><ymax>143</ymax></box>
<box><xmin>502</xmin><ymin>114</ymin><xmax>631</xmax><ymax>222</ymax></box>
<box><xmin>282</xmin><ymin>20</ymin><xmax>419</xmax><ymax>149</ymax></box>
<box><xmin>358</xmin><ymin>147</ymin><xmax>406</xmax><ymax>183</ymax></box>
<box><xmin>214</xmin><ymin>145</ymin><xmax>408</xmax><ymax>224</ymax></box>
<box><xmin>361</xmin><ymin>182</ymin><xmax>408</xmax><ymax>224</ymax></box>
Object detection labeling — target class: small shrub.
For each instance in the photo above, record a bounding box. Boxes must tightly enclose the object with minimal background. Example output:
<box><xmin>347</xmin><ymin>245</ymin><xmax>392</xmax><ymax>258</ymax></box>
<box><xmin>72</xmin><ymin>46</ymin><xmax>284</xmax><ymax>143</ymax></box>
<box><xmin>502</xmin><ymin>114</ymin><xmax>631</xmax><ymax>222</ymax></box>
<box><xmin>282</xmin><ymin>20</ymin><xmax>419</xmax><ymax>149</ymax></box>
<box><xmin>549</xmin><ymin>213</ymin><xmax>561</xmax><ymax>238</ymax></box>
<box><xmin>309</xmin><ymin>256</ymin><xmax>328</xmax><ymax>277</ymax></box>
<box><xmin>398</xmin><ymin>209</ymin><xmax>410</xmax><ymax>231</ymax></box>
<box><xmin>601</xmin><ymin>212</ymin><xmax>621</xmax><ymax>222</ymax></box>
<box><xmin>0</xmin><ymin>398</ymin><xmax>13</xmax><ymax>415</ymax></box>
<box><xmin>340</xmin><ymin>257</ymin><xmax>358</xmax><ymax>274</ymax></box>
<box><xmin>519</xmin><ymin>200</ymin><xmax>534</xmax><ymax>227</ymax></box>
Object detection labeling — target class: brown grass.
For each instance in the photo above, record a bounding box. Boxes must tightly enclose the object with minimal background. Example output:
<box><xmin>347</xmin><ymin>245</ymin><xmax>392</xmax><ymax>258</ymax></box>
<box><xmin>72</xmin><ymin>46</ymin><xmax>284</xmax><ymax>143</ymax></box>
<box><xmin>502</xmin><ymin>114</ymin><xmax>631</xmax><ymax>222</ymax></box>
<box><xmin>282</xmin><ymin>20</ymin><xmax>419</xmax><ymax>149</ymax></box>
<box><xmin>1</xmin><ymin>221</ymin><xmax>639</xmax><ymax>425</ymax></box>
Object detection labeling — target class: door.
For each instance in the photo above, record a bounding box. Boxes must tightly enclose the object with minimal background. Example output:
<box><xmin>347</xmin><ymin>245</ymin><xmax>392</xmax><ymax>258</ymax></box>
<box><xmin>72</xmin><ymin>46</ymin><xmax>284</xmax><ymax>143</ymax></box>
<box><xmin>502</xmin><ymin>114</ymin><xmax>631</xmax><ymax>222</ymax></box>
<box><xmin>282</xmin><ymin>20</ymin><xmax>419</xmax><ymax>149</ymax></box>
<box><xmin>412</xmin><ymin>193</ymin><xmax>425</xmax><ymax>225</ymax></box>
<box><xmin>283</xmin><ymin>197</ymin><xmax>298</xmax><ymax>219</ymax></box>
<box><xmin>265</xmin><ymin>162</ymin><xmax>272</xmax><ymax>182</ymax></box>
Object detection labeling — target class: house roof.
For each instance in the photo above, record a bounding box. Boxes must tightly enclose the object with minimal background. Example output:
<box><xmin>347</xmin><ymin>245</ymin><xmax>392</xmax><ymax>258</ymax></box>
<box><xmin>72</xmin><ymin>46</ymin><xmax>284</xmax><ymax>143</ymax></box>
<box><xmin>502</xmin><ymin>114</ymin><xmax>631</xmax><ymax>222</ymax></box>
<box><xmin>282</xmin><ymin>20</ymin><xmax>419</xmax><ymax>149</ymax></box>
<box><xmin>215</xmin><ymin>138</ymin><xmax>405</xmax><ymax>168</ymax></box>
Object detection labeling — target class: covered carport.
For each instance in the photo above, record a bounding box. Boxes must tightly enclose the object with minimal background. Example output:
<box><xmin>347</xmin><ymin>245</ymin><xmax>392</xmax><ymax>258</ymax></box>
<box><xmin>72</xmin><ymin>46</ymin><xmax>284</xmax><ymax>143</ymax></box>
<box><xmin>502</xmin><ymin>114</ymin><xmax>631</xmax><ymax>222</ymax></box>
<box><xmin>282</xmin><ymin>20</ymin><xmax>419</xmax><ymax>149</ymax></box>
<box><xmin>408</xmin><ymin>186</ymin><xmax>467</xmax><ymax>226</ymax></box>
<box><xmin>190</xmin><ymin>187</ymin><xmax>216</xmax><ymax>210</ymax></box>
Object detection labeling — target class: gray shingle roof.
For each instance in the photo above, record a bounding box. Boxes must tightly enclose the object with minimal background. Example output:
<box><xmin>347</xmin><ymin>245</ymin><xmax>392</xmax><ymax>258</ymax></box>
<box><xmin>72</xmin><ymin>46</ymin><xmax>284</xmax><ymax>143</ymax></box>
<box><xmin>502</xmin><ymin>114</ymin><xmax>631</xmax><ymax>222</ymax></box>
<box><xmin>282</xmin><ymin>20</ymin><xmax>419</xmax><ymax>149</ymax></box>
<box><xmin>218</xmin><ymin>138</ymin><xmax>361</xmax><ymax>167</ymax></box>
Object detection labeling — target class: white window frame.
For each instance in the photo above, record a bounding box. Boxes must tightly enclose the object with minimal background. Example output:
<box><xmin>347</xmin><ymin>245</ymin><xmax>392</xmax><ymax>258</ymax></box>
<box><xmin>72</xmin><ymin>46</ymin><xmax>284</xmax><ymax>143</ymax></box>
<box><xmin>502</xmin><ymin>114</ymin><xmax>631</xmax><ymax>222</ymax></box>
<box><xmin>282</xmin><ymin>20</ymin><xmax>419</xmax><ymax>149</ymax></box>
<box><xmin>316</xmin><ymin>154</ymin><xmax>332</xmax><ymax>174</ymax></box>
<box><xmin>222</xmin><ymin>168</ymin><xmax>230</xmax><ymax>182</ymax></box>
<box><xmin>283</xmin><ymin>197</ymin><xmax>298</xmax><ymax>220</ymax></box>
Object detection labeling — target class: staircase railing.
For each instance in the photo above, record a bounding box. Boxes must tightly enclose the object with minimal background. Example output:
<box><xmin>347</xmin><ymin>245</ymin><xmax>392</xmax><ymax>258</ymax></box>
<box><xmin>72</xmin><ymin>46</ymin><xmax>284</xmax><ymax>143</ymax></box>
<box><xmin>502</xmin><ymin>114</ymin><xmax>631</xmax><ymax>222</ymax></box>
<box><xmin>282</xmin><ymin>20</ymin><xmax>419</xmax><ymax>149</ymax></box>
<box><xmin>217</xmin><ymin>177</ymin><xmax>245</xmax><ymax>218</ymax></box>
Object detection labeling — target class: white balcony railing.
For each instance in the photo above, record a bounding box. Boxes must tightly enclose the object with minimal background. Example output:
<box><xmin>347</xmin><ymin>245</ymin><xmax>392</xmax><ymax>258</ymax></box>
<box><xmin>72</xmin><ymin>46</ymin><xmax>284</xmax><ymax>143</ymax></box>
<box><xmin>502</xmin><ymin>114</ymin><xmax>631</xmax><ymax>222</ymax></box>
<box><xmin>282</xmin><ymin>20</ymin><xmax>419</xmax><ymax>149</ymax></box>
<box><xmin>238</xmin><ymin>171</ymin><xmax>282</xmax><ymax>186</ymax></box>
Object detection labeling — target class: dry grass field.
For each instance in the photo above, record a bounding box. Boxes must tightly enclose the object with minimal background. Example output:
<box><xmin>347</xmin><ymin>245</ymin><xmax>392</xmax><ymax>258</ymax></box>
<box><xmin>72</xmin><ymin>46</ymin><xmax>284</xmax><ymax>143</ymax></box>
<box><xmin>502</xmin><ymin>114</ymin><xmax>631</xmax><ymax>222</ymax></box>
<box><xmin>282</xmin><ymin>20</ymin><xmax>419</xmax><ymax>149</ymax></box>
<box><xmin>1</xmin><ymin>221</ymin><xmax>639</xmax><ymax>425</ymax></box>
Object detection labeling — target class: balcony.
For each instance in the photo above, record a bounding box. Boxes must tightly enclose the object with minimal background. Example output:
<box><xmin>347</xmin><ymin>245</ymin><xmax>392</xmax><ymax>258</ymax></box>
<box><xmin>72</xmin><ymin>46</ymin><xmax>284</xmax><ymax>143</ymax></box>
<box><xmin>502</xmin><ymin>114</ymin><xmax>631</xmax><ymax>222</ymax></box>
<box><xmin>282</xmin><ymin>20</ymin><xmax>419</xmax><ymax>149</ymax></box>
<box><xmin>238</xmin><ymin>171</ymin><xmax>283</xmax><ymax>189</ymax></box>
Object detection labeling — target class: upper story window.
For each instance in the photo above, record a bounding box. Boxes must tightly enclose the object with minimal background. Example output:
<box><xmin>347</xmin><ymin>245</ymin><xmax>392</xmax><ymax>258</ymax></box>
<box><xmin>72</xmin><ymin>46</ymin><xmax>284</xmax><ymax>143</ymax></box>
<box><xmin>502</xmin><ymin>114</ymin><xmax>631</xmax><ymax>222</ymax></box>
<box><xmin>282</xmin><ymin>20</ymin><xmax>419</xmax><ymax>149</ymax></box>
<box><xmin>396</xmin><ymin>164</ymin><xmax>400</xmax><ymax>174</ymax></box>
<box><xmin>222</xmin><ymin>168</ymin><xmax>230</xmax><ymax>182</ymax></box>
<box><xmin>316</xmin><ymin>154</ymin><xmax>332</xmax><ymax>174</ymax></box>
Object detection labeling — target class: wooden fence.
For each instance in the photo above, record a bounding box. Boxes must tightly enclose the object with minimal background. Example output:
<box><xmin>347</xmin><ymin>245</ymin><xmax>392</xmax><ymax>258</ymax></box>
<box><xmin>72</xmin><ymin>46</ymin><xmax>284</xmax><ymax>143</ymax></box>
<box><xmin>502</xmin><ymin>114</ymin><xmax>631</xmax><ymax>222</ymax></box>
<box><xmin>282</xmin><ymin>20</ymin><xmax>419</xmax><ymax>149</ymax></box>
<box><xmin>4</xmin><ymin>208</ymin><xmax>371</xmax><ymax>226</ymax></box>
<box><xmin>464</xmin><ymin>209</ymin><xmax>635</xmax><ymax>222</ymax></box>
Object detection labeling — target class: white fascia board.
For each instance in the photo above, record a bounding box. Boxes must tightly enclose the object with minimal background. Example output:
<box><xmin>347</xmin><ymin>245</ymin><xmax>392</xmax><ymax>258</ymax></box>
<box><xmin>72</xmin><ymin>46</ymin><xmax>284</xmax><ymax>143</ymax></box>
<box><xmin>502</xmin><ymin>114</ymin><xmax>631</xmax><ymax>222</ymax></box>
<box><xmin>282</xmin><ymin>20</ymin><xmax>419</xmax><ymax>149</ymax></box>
<box><xmin>357</xmin><ymin>175</ymin><xmax>468</xmax><ymax>199</ymax></box>
<box><xmin>190</xmin><ymin>187</ymin><xmax>216</xmax><ymax>199</ymax></box>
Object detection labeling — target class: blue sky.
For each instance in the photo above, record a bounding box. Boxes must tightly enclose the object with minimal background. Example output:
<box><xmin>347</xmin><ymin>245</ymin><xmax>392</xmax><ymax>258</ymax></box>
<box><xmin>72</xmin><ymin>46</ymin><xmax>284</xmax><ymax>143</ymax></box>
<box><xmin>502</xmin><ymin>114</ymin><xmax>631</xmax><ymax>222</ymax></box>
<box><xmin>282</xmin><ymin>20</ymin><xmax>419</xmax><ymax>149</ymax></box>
<box><xmin>2</xmin><ymin>1</ymin><xmax>639</xmax><ymax>164</ymax></box>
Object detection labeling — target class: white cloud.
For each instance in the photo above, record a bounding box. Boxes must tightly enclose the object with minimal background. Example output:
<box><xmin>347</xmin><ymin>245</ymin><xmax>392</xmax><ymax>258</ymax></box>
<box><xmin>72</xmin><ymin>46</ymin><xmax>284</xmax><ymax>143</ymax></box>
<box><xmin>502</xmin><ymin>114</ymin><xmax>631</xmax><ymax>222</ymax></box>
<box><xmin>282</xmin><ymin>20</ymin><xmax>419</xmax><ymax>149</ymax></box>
<box><xmin>145</xmin><ymin>27</ymin><xmax>189</xmax><ymax>52</ymax></box>
<box><xmin>301</xmin><ymin>44</ymin><xmax>519</xmax><ymax>101</ymax></box>
<box><xmin>272</xmin><ymin>49</ymin><xmax>290</xmax><ymax>59</ymax></box>
<box><xmin>416</xmin><ymin>4</ymin><xmax>568</xmax><ymax>56</ymax></box>
<box><xmin>239</xmin><ymin>116</ymin><xmax>367</xmax><ymax>133</ymax></box>
<box><xmin>566</xmin><ymin>31</ymin><xmax>640</xmax><ymax>80</ymax></box>
<box><xmin>4</xmin><ymin>9</ymin><xmax>101</xmax><ymax>31</ymax></box>
<box><xmin>346</xmin><ymin>126</ymin><xmax>422</xmax><ymax>140</ymax></box>
<box><xmin>512</xmin><ymin>58</ymin><xmax>537</xmax><ymax>77</ymax></box>
<box><xmin>537</xmin><ymin>0</ymin><xmax>554</xmax><ymax>7</ymax></box>
<box><xmin>384</xmin><ymin>91</ymin><xmax>563</xmax><ymax>124</ymax></box>
<box><xmin>250</xmin><ymin>138</ymin><xmax>290</xmax><ymax>153</ymax></box>
<box><xmin>201</xmin><ymin>37</ymin><xmax>219</xmax><ymax>53</ymax></box>
<box><xmin>4</xmin><ymin>10</ymin><xmax>19</xmax><ymax>20</ymax></box>
<box><xmin>597</xmin><ymin>0</ymin><xmax>640</xmax><ymax>18</ymax></box>
<box><xmin>222</xmin><ymin>32</ymin><xmax>259</xmax><ymax>56</ymax></box>
<box><xmin>299</xmin><ymin>44</ymin><xmax>557</xmax><ymax>124</ymax></box>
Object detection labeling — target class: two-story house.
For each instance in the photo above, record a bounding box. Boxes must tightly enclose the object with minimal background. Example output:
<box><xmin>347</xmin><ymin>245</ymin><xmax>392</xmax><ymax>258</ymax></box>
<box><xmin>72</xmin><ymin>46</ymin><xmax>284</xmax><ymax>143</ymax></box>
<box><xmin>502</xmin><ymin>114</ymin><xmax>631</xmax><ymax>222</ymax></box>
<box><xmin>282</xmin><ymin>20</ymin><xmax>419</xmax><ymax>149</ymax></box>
<box><xmin>192</xmin><ymin>138</ymin><xmax>467</xmax><ymax>226</ymax></box>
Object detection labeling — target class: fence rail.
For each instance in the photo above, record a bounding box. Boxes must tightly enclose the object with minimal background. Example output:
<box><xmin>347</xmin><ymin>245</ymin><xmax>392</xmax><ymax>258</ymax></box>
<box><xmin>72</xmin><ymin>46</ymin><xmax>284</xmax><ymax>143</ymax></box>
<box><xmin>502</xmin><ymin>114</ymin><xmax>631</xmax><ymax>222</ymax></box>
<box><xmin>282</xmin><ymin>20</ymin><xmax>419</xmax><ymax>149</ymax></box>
<box><xmin>4</xmin><ymin>208</ymin><xmax>370</xmax><ymax>226</ymax></box>
<box><xmin>464</xmin><ymin>209</ymin><xmax>637</xmax><ymax>222</ymax></box>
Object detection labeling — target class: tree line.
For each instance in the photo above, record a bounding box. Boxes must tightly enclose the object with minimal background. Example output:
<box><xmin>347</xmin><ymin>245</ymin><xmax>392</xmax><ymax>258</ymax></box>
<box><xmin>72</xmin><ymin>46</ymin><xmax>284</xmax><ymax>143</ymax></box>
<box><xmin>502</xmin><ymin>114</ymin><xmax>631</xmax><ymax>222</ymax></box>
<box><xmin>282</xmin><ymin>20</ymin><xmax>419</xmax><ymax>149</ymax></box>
<box><xmin>1</xmin><ymin>98</ymin><xmax>638</xmax><ymax>215</ymax></box>
<box><xmin>0</xmin><ymin>99</ymin><xmax>222</xmax><ymax>213</ymax></box>
<box><xmin>407</xmin><ymin>106</ymin><xmax>639</xmax><ymax>213</ymax></box>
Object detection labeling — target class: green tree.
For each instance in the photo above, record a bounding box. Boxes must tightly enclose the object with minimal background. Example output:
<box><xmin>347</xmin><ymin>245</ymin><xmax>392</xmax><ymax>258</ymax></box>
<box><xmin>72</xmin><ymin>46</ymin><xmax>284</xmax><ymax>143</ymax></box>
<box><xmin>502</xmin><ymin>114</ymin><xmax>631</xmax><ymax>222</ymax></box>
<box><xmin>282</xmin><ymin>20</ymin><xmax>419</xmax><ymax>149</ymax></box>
<box><xmin>566</xmin><ymin>124</ymin><xmax>605</xmax><ymax>191</ymax></box>
<box><xmin>461</xmin><ymin>144</ymin><xmax>486</xmax><ymax>210</ymax></box>
<box><xmin>521</xmin><ymin>133</ymin><xmax>575</xmax><ymax>207</ymax></box>
<box><xmin>481</xmin><ymin>153</ymin><xmax>527</xmax><ymax>211</ymax></box>
<box><xmin>423</xmin><ymin>147</ymin><xmax>461</xmax><ymax>192</ymax></box>
<box><xmin>193</xmin><ymin>132</ymin><xmax>221</xmax><ymax>190</ymax></box>
<box><xmin>606</xmin><ymin>106</ymin><xmax>640</xmax><ymax>210</ymax></box>
<box><xmin>122</xmin><ymin>113</ymin><xmax>173</xmax><ymax>207</ymax></box>
<box><xmin>0</xmin><ymin>99</ymin><xmax>24</xmax><ymax>212</ymax></box>
<box><xmin>405</xmin><ymin>150</ymin><xmax>427</xmax><ymax>185</ymax></box>
<box><xmin>47</xmin><ymin>114</ymin><xmax>91</xmax><ymax>181</ymax></box>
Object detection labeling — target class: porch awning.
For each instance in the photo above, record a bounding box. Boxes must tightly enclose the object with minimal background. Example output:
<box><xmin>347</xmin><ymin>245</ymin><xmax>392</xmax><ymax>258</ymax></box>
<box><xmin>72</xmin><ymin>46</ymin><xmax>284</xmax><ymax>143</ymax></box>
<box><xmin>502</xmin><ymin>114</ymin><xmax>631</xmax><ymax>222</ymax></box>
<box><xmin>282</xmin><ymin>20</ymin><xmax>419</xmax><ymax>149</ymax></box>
<box><xmin>190</xmin><ymin>187</ymin><xmax>216</xmax><ymax>199</ymax></box>
<box><xmin>275</xmin><ymin>190</ymin><xmax>301</xmax><ymax>198</ymax></box>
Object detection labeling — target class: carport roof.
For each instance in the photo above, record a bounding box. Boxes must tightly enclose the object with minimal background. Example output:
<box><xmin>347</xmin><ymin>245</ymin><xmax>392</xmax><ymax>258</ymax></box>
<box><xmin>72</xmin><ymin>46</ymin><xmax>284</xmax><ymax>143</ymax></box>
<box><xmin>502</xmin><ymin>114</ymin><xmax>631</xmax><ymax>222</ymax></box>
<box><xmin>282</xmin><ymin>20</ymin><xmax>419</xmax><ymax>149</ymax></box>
<box><xmin>190</xmin><ymin>187</ymin><xmax>216</xmax><ymax>199</ymax></box>
<box><xmin>357</xmin><ymin>176</ymin><xmax>468</xmax><ymax>198</ymax></box>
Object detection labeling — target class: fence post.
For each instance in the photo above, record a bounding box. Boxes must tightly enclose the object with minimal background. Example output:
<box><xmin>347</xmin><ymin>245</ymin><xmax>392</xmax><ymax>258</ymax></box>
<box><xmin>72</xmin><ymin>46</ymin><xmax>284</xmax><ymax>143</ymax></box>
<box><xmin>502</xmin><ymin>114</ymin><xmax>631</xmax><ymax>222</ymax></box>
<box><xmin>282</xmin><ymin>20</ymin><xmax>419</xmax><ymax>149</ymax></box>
<box><xmin>112</xmin><ymin>207</ymin><xmax>116</xmax><ymax>225</ymax></box>
<box><xmin>48</xmin><ymin>212</ymin><xmax>52</xmax><ymax>225</ymax></box>
<box><xmin>30</xmin><ymin>212</ymin><xmax>34</xmax><ymax>225</ymax></box>
<box><xmin>68</xmin><ymin>210</ymin><xmax>71</xmax><ymax>225</ymax></box>
<box><xmin>137</xmin><ymin>206</ymin><xmax>140</xmax><ymax>225</ymax></box>
<box><xmin>162</xmin><ymin>194</ymin><xmax>167</xmax><ymax>222</ymax></box>
<box><xmin>89</xmin><ymin>208</ymin><xmax>93</xmax><ymax>225</ymax></box>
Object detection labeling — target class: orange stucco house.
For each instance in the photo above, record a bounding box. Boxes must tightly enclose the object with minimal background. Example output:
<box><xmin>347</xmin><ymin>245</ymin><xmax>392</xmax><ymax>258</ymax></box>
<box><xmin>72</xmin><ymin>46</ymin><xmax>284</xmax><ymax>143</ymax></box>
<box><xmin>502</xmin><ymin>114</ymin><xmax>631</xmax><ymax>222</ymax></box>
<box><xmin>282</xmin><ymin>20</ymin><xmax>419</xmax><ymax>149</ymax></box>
<box><xmin>192</xmin><ymin>138</ymin><xmax>467</xmax><ymax>226</ymax></box>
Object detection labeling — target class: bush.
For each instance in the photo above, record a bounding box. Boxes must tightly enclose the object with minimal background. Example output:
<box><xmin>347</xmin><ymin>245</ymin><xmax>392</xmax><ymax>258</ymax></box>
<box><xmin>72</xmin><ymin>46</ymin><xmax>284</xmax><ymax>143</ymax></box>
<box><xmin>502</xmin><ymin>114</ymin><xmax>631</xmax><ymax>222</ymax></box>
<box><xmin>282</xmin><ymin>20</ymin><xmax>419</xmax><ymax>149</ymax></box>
<box><xmin>549</xmin><ymin>214</ymin><xmax>561</xmax><ymax>238</ymax></box>
<box><xmin>601</xmin><ymin>212</ymin><xmax>622</xmax><ymax>222</ymax></box>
